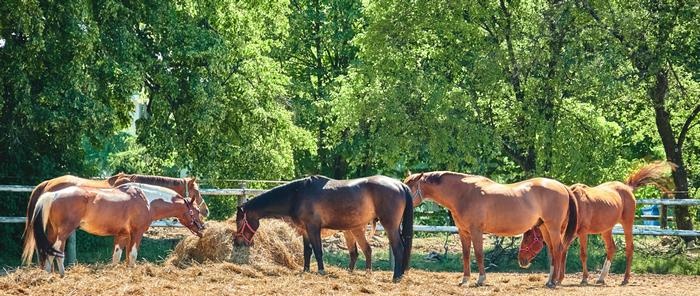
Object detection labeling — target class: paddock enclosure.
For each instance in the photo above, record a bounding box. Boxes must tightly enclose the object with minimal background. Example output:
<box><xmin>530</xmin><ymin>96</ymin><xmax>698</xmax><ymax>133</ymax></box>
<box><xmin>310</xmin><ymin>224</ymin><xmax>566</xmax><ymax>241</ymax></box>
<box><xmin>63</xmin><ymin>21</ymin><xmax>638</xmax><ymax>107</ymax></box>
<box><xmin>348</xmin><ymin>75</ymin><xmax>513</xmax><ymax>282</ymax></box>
<box><xmin>3</xmin><ymin>216</ymin><xmax>700</xmax><ymax>295</ymax></box>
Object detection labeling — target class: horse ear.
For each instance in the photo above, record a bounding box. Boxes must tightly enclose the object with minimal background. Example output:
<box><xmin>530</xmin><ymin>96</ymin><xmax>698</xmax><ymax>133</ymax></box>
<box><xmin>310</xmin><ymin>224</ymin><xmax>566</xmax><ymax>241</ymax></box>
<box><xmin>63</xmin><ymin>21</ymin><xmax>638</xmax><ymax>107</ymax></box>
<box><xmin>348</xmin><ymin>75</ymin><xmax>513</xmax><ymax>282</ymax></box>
<box><xmin>406</xmin><ymin>170</ymin><xmax>412</xmax><ymax>177</ymax></box>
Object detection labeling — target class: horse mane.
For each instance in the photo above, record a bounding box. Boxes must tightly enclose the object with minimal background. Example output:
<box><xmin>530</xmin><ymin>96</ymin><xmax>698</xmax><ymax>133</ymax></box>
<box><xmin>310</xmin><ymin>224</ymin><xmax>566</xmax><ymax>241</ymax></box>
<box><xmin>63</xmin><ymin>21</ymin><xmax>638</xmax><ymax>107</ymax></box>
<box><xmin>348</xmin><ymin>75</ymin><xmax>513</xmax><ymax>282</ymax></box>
<box><xmin>405</xmin><ymin>171</ymin><xmax>474</xmax><ymax>185</ymax></box>
<box><xmin>625</xmin><ymin>161</ymin><xmax>676</xmax><ymax>194</ymax></box>
<box><xmin>243</xmin><ymin>177</ymin><xmax>308</xmax><ymax>210</ymax></box>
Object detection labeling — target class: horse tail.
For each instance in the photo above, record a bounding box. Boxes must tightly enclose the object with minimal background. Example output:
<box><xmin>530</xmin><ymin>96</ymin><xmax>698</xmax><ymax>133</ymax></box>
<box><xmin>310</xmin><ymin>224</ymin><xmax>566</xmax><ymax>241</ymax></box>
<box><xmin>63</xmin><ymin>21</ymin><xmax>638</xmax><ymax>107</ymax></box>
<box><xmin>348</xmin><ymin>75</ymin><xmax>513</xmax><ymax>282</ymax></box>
<box><xmin>625</xmin><ymin>161</ymin><xmax>676</xmax><ymax>193</ymax></box>
<box><xmin>31</xmin><ymin>193</ymin><xmax>64</xmax><ymax>260</ymax></box>
<box><xmin>400</xmin><ymin>184</ymin><xmax>414</xmax><ymax>273</ymax></box>
<box><xmin>563</xmin><ymin>186</ymin><xmax>579</xmax><ymax>246</ymax></box>
<box><xmin>21</xmin><ymin>181</ymin><xmax>49</xmax><ymax>264</ymax></box>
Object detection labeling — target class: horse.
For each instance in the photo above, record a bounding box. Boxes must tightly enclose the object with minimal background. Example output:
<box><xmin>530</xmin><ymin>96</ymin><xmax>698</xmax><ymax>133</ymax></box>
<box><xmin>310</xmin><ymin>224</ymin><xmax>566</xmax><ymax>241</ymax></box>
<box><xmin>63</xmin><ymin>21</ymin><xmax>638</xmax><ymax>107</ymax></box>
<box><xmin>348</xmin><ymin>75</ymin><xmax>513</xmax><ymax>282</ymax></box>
<box><xmin>21</xmin><ymin>183</ymin><xmax>205</xmax><ymax>276</ymax></box>
<box><xmin>518</xmin><ymin>161</ymin><xmax>675</xmax><ymax>285</ymax></box>
<box><xmin>233</xmin><ymin>175</ymin><xmax>414</xmax><ymax>282</ymax></box>
<box><xmin>22</xmin><ymin>173</ymin><xmax>208</xmax><ymax>266</ymax></box>
<box><xmin>404</xmin><ymin>171</ymin><xmax>577</xmax><ymax>288</ymax></box>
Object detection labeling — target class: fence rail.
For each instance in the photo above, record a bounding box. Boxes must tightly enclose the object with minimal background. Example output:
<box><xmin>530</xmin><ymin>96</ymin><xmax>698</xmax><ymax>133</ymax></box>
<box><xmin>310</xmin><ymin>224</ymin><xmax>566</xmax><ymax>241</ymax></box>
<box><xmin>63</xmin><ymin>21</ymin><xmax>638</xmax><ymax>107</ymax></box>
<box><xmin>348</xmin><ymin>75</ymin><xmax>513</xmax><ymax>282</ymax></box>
<box><xmin>1</xmin><ymin>185</ymin><xmax>699</xmax><ymax>236</ymax></box>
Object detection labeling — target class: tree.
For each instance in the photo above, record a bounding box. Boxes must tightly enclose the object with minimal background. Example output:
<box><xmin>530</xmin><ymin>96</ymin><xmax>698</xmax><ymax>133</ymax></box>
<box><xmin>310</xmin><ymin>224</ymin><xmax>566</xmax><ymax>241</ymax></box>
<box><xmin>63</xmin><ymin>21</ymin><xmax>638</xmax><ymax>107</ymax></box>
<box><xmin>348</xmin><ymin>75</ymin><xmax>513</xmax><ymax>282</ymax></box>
<box><xmin>581</xmin><ymin>0</ymin><xmax>700</xmax><ymax>234</ymax></box>
<box><xmin>0</xmin><ymin>0</ymin><xmax>133</xmax><ymax>183</ymax></box>
<box><xmin>276</xmin><ymin>0</ymin><xmax>364</xmax><ymax>178</ymax></box>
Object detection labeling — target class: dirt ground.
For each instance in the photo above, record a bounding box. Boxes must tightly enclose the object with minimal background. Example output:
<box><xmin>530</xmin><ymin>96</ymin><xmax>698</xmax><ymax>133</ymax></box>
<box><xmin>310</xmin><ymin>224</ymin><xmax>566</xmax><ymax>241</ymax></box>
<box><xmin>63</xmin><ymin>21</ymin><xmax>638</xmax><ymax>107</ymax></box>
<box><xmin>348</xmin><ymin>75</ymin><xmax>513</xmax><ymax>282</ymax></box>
<box><xmin>1</xmin><ymin>262</ymin><xmax>698</xmax><ymax>296</ymax></box>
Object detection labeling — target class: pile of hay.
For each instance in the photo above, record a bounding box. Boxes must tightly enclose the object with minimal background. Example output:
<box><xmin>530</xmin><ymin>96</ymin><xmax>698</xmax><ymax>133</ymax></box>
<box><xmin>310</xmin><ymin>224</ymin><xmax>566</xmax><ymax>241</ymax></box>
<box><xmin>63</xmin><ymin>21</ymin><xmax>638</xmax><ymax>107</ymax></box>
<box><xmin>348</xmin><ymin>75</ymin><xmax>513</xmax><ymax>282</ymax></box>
<box><xmin>167</xmin><ymin>219</ymin><xmax>303</xmax><ymax>271</ymax></box>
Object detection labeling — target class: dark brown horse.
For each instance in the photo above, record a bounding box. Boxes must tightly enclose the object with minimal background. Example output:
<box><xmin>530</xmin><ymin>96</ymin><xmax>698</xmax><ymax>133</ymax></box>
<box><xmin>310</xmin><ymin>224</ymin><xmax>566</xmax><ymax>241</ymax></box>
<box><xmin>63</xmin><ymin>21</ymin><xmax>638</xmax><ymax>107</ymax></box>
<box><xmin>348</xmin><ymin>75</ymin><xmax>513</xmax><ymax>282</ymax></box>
<box><xmin>518</xmin><ymin>161</ymin><xmax>675</xmax><ymax>285</ymax></box>
<box><xmin>233</xmin><ymin>175</ymin><xmax>414</xmax><ymax>282</ymax></box>
<box><xmin>22</xmin><ymin>183</ymin><xmax>205</xmax><ymax>276</ymax></box>
<box><xmin>22</xmin><ymin>174</ymin><xmax>208</xmax><ymax>267</ymax></box>
<box><xmin>404</xmin><ymin>171</ymin><xmax>577</xmax><ymax>288</ymax></box>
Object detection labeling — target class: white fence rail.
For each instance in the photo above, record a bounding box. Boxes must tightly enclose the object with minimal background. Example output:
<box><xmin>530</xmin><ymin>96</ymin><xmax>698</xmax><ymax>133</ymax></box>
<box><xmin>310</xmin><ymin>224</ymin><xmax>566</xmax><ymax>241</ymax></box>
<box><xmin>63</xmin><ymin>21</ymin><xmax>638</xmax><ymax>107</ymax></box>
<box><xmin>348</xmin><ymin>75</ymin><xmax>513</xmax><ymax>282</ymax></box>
<box><xmin>1</xmin><ymin>185</ymin><xmax>699</xmax><ymax>236</ymax></box>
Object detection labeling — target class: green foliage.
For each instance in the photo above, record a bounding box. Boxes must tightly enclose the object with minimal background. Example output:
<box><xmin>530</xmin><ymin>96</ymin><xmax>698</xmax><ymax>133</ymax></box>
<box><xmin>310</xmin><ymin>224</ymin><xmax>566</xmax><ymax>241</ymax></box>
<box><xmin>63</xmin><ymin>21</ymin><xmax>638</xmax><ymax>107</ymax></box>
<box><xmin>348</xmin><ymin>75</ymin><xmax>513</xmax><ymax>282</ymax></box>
<box><xmin>1</xmin><ymin>0</ymin><xmax>699</xmax><ymax>268</ymax></box>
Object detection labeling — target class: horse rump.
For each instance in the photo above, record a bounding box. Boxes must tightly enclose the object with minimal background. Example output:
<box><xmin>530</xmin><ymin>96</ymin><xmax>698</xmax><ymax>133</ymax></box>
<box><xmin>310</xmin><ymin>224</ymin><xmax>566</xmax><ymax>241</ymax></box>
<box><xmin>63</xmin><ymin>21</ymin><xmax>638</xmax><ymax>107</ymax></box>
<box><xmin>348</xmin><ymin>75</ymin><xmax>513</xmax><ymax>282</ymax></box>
<box><xmin>31</xmin><ymin>194</ymin><xmax>64</xmax><ymax>259</ymax></box>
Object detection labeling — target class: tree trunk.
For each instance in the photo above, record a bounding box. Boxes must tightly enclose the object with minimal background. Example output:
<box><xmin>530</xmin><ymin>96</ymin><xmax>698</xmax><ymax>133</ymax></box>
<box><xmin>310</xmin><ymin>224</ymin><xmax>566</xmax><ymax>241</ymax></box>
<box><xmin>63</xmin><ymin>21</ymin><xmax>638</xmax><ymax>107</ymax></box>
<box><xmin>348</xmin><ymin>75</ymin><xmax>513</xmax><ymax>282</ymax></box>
<box><xmin>650</xmin><ymin>71</ymin><xmax>693</xmax><ymax>238</ymax></box>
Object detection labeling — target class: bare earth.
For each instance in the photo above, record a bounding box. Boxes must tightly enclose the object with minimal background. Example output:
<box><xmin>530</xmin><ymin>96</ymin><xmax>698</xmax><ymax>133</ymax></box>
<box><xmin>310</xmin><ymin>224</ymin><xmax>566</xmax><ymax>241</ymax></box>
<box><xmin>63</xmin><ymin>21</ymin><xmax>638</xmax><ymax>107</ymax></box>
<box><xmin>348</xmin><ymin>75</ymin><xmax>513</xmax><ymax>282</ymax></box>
<box><xmin>1</xmin><ymin>263</ymin><xmax>698</xmax><ymax>296</ymax></box>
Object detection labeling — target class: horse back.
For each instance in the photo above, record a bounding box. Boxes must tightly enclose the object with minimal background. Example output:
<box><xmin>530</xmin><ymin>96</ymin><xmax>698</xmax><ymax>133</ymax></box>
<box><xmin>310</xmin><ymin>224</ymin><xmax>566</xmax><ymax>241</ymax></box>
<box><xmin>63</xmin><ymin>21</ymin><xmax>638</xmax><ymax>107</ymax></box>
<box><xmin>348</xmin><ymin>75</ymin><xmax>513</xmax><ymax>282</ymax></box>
<box><xmin>299</xmin><ymin>175</ymin><xmax>406</xmax><ymax>230</ymax></box>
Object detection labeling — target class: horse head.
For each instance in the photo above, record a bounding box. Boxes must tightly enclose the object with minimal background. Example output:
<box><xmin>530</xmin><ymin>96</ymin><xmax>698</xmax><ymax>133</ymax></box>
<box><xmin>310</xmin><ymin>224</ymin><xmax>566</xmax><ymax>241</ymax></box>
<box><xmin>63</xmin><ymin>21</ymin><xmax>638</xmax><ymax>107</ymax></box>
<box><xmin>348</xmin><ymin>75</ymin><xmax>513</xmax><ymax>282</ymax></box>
<box><xmin>180</xmin><ymin>196</ymin><xmax>206</xmax><ymax>238</ymax></box>
<box><xmin>233</xmin><ymin>206</ymin><xmax>260</xmax><ymax>247</ymax></box>
<box><xmin>518</xmin><ymin>227</ymin><xmax>545</xmax><ymax>268</ymax></box>
<box><xmin>185</xmin><ymin>177</ymin><xmax>209</xmax><ymax>219</ymax></box>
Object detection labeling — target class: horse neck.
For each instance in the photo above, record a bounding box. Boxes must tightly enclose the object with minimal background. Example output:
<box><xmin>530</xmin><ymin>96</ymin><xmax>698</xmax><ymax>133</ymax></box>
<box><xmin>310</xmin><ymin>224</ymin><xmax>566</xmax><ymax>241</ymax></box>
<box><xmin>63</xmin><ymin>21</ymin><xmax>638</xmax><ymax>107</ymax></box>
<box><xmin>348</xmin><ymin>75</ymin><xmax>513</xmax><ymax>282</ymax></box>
<box><xmin>244</xmin><ymin>185</ymin><xmax>297</xmax><ymax>219</ymax></box>
<box><xmin>424</xmin><ymin>178</ymin><xmax>470</xmax><ymax>211</ymax></box>
<box><xmin>149</xmin><ymin>200</ymin><xmax>187</xmax><ymax>221</ymax></box>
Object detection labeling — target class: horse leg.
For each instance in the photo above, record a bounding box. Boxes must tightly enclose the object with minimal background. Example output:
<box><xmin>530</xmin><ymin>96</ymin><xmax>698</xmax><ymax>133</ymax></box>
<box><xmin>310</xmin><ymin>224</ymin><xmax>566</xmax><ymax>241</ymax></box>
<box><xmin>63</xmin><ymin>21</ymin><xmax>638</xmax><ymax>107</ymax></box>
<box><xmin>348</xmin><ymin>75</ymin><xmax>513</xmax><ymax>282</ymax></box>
<box><xmin>543</xmin><ymin>225</ymin><xmax>563</xmax><ymax>288</ymax></box>
<box><xmin>458</xmin><ymin>230</ymin><xmax>472</xmax><ymax>286</ymax></box>
<box><xmin>351</xmin><ymin>227</ymin><xmax>372</xmax><ymax>272</ymax></box>
<box><xmin>127</xmin><ymin>232</ymin><xmax>144</xmax><ymax>267</ymax></box>
<box><xmin>112</xmin><ymin>235</ymin><xmax>129</xmax><ymax>265</ymax></box>
<box><xmin>305</xmin><ymin>225</ymin><xmax>325</xmax><ymax>275</ymax></box>
<box><xmin>579</xmin><ymin>234</ymin><xmax>589</xmax><ymax>285</ymax></box>
<box><xmin>344</xmin><ymin>231</ymin><xmax>359</xmax><ymax>272</ymax></box>
<box><xmin>52</xmin><ymin>239</ymin><xmax>64</xmax><ymax>277</ymax></box>
<box><xmin>302</xmin><ymin>236</ymin><xmax>312</xmax><ymax>272</ymax></box>
<box><xmin>597</xmin><ymin>231</ymin><xmax>616</xmax><ymax>285</ymax></box>
<box><xmin>470</xmin><ymin>228</ymin><xmax>486</xmax><ymax>286</ymax></box>
<box><xmin>622</xmin><ymin>222</ymin><xmax>634</xmax><ymax>285</ymax></box>
<box><xmin>385</xmin><ymin>227</ymin><xmax>404</xmax><ymax>282</ymax></box>
<box><xmin>44</xmin><ymin>226</ymin><xmax>58</xmax><ymax>273</ymax></box>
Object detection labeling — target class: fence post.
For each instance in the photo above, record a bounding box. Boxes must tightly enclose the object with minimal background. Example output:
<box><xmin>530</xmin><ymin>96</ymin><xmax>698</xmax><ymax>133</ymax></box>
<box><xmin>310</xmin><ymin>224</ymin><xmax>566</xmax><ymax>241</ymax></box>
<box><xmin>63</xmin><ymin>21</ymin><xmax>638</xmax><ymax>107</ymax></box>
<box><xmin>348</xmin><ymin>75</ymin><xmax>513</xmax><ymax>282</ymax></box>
<box><xmin>660</xmin><ymin>193</ymin><xmax>668</xmax><ymax>229</ymax></box>
<box><xmin>65</xmin><ymin>230</ymin><xmax>77</xmax><ymax>265</ymax></box>
<box><xmin>238</xmin><ymin>182</ymin><xmax>248</xmax><ymax>206</ymax></box>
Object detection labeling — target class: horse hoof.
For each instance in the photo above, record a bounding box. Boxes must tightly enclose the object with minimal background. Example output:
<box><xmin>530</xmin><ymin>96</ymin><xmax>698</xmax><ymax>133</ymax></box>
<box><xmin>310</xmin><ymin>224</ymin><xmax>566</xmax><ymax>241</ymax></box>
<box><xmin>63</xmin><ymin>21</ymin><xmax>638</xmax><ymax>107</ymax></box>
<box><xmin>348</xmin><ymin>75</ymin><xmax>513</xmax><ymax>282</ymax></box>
<box><xmin>318</xmin><ymin>270</ymin><xmax>326</xmax><ymax>276</ymax></box>
<box><xmin>546</xmin><ymin>282</ymin><xmax>556</xmax><ymax>289</ymax></box>
<box><xmin>580</xmin><ymin>279</ymin><xmax>588</xmax><ymax>285</ymax></box>
<box><xmin>392</xmin><ymin>276</ymin><xmax>403</xmax><ymax>283</ymax></box>
<box><xmin>303</xmin><ymin>268</ymin><xmax>310</xmax><ymax>273</ymax></box>
<box><xmin>458</xmin><ymin>280</ymin><xmax>469</xmax><ymax>287</ymax></box>
<box><xmin>621</xmin><ymin>280</ymin><xmax>629</xmax><ymax>286</ymax></box>
<box><xmin>596</xmin><ymin>279</ymin><xmax>605</xmax><ymax>285</ymax></box>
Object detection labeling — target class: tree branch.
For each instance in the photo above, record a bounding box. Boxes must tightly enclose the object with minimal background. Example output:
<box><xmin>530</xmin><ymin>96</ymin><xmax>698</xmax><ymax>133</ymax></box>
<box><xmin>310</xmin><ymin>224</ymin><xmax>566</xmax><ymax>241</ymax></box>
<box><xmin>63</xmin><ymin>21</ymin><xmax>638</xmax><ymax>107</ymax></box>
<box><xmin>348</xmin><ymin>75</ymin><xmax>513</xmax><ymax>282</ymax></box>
<box><xmin>677</xmin><ymin>102</ymin><xmax>700</xmax><ymax>148</ymax></box>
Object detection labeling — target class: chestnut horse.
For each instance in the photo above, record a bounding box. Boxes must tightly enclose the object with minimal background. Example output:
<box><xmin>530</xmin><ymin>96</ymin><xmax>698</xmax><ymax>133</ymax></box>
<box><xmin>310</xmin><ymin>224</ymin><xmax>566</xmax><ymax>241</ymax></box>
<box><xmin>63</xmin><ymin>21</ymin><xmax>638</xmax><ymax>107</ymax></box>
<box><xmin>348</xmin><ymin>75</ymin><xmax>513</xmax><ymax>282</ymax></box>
<box><xmin>233</xmin><ymin>175</ymin><xmax>414</xmax><ymax>282</ymax></box>
<box><xmin>22</xmin><ymin>174</ymin><xmax>208</xmax><ymax>266</ymax></box>
<box><xmin>404</xmin><ymin>171</ymin><xmax>577</xmax><ymax>288</ymax></box>
<box><xmin>518</xmin><ymin>161</ymin><xmax>675</xmax><ymax>285</ymax></box>
<box><xmin>22</xmin><ymin>183</ymin><xmax>205</xmax><ymax>276</ymax></box>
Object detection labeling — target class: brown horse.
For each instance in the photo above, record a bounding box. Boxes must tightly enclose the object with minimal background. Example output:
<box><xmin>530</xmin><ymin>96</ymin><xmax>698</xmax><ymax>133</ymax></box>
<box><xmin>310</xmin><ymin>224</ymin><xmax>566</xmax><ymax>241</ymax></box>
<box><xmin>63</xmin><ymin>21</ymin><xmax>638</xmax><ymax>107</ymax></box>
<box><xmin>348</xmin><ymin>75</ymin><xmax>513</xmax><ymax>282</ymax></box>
<box><xmin>233</xmin><ymin>175</ymin><xmax>413</xmax><ymax>282</ymax></box>
<box><xmin>22</xmin><ymin>173</ymin><xmax>208</xmax><ymax>266</ymax></box>
<box><xmin>404</xmin><ymin>171</ymin><xmax>577</xmax><ymax>288</ymax></box>
<box><xmin>22</xmin><ymin>183</ymin><xmax>205</xmax><ymax>276</ymax></box>
<box><xmin>518</xmin><ymin>161</ymin><xmax>675</xmax><ymax>285</ymax></box>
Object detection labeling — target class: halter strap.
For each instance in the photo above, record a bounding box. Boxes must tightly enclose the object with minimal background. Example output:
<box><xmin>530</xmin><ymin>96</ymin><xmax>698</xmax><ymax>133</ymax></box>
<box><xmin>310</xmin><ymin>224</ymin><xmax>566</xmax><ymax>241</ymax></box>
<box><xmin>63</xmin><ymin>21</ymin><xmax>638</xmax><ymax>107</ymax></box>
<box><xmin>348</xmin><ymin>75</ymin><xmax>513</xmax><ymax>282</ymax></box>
<box><xmin>235</xmin><ymin>211</ymin><xmax>257</xmax><ymax>244</ymax></box>
<box><xmin>520</xmin><ymin>228</ymin><xmax>543</xmax><ymax>252</ymax></box>
<box><xmin>183</xmin><ymin>178</ymin><xmax>190</xmax><ymax>198</ymax></box>
<box><xmin>413</xmin><ymin>180</ymin><xmax>425</xmax><ymax>201</ymax></box>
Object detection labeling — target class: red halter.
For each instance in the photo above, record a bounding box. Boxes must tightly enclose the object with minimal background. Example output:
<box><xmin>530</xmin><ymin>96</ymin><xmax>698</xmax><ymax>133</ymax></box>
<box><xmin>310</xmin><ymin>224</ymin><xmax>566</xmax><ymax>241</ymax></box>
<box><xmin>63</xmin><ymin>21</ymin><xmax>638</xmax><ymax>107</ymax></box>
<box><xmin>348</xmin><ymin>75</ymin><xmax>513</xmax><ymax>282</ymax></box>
<box><xmin>520</xmin><ymin>229</ymin><xmax>543</xmax><ymax>253</ymax></box>
<box><xmin>235</xmin><ymin>212</ymin><xmax>257</xmax><ymax>244</ymax></box>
